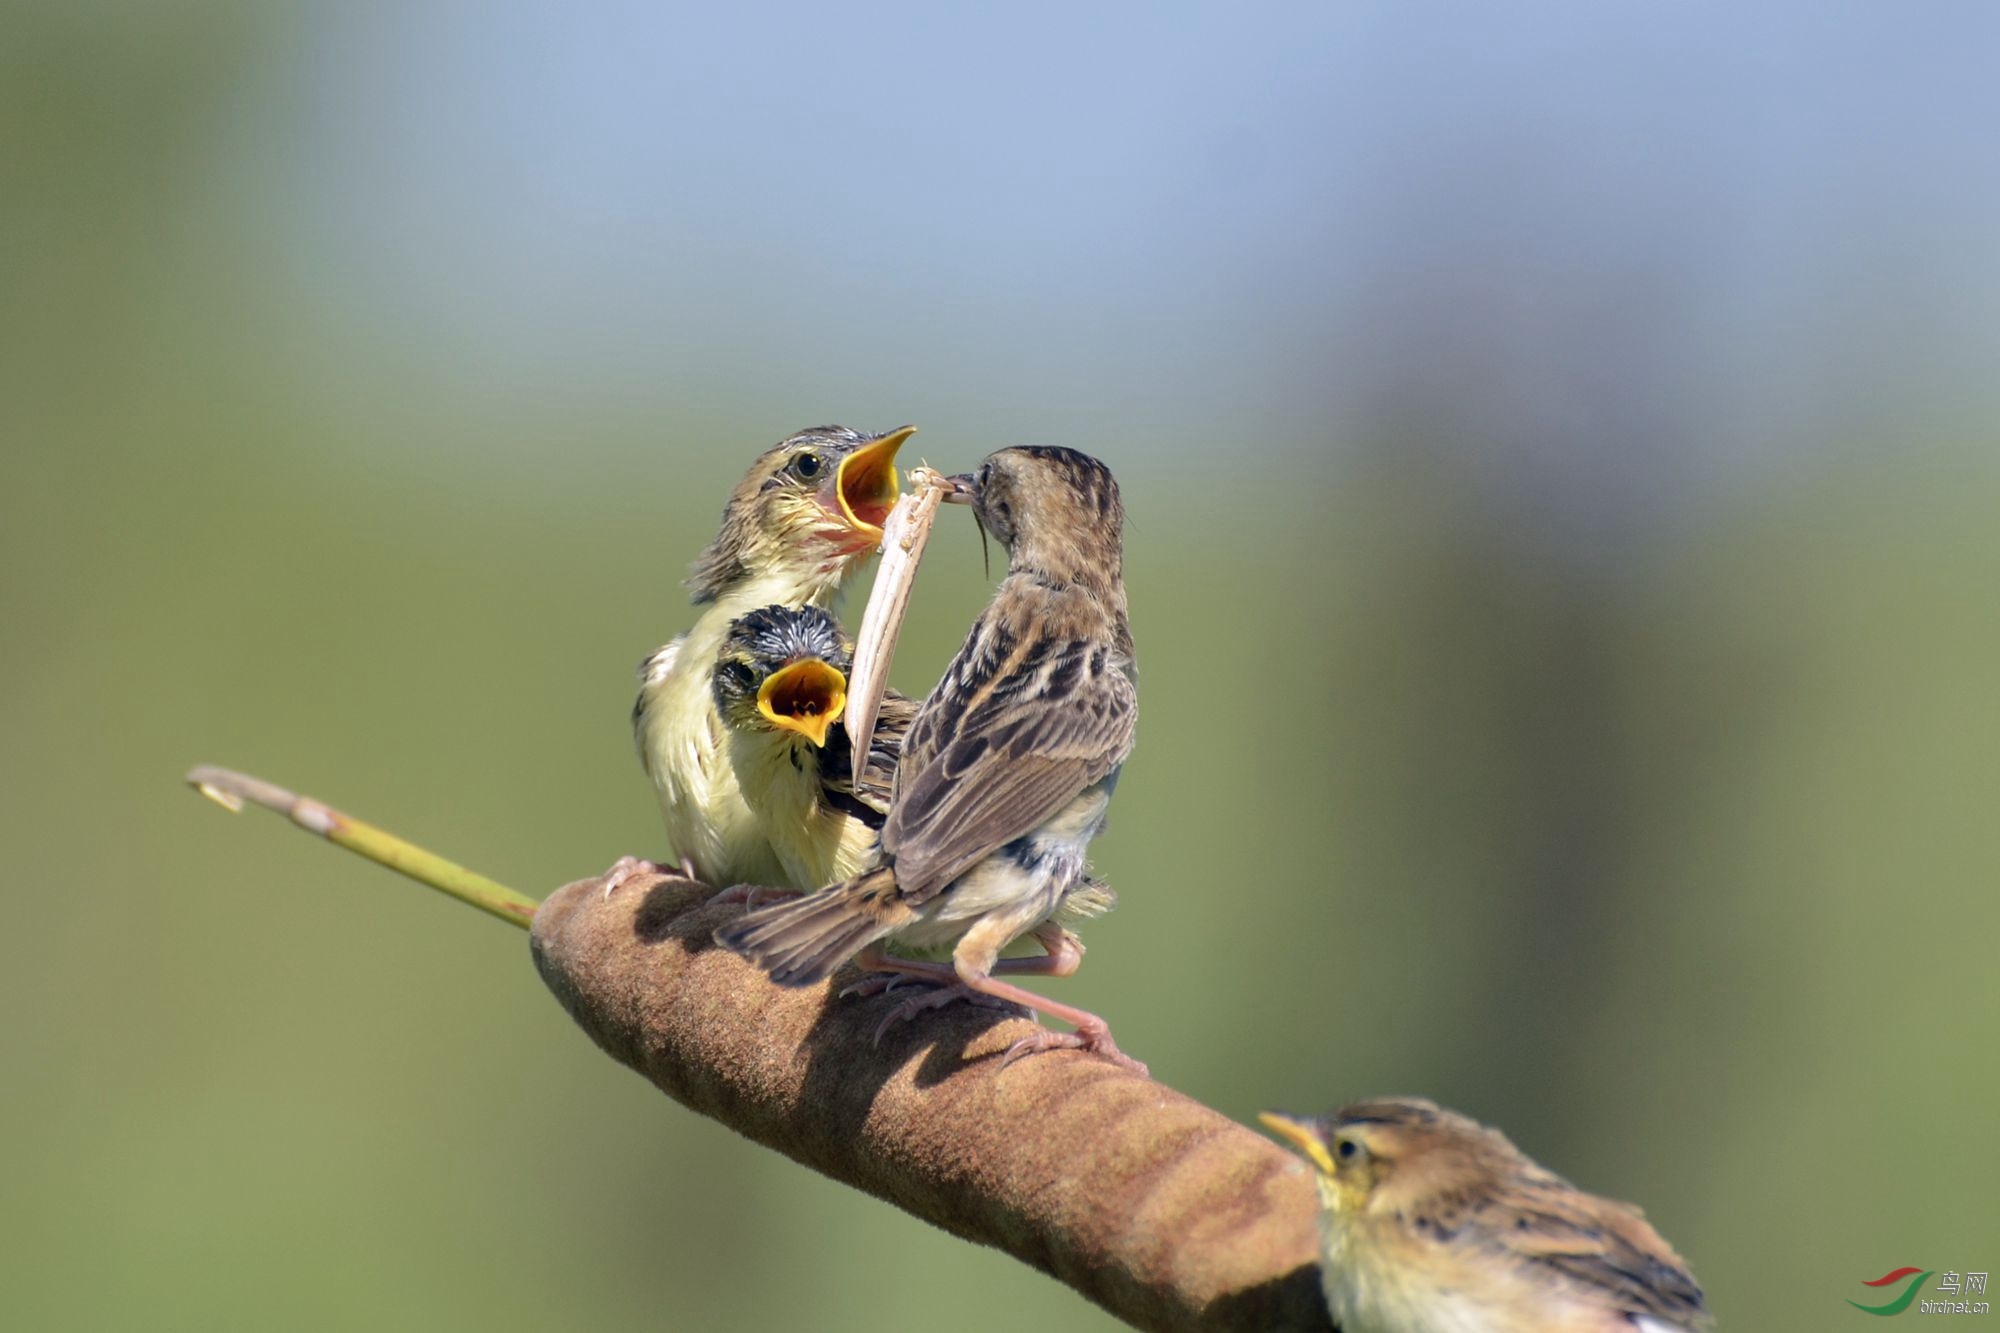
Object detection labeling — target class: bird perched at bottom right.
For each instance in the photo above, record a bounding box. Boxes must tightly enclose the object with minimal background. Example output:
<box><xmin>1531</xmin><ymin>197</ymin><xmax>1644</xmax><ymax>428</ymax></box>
<box><xmin>719</xmin><ymin>445</ymin><xmax>1141</xmax><ymax>1072</ymax></box>
<box><xmin>1259</xmin><ymin>1097</ymin><xmax>1709</xmax><ymax>1333</ymax></box>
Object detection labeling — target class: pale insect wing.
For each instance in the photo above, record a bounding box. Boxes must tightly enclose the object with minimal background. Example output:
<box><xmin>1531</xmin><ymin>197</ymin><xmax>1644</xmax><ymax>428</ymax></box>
<box><xmin>843</xmin><ymin>472</ymin><xmax>945</xmax><ymax>786</ymax></box>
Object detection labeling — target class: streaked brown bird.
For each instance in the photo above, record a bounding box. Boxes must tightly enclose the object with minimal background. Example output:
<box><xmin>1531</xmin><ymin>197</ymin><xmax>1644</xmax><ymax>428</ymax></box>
<box><xmin>1260</xmin><ymin>1097</ymin><xmax>1710</xmax><ymax>1332</ymax></box>
<box><xmin>628</xmin><ymin>425</ymin><xmax>913</xmax><ymax>889</ymax></box>
<box><xmin>718</xmin><ymin>446</ymin><xmax>1143</xmax><ymax>1072</ymax></box>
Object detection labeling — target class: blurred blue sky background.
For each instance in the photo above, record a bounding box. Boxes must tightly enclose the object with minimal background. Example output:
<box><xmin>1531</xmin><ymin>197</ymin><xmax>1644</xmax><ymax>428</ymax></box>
<box><xmin>4</xmin><ymin>3</ymin><xmax>1996</xmax><ymax>1330</ymax></box>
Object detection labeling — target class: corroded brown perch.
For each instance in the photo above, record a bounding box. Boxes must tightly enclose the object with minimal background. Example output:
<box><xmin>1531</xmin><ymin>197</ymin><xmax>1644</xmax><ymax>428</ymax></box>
<box><xmin>531</xmin><ymin>869</ymin><xmax>1335</xmax><ymax>1333</ymax></box>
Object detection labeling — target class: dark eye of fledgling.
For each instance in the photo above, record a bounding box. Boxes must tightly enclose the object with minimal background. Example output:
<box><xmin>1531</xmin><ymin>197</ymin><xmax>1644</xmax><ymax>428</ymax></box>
<box><xmin>789</xmin><ymin>453</ymin><xmax>824</xmax><ymax>481</ymax></box>
<box><xmin>1336</xmin><ymin>1139</ymin><xmax>1358</xmax><ymax>1161</ymax></box>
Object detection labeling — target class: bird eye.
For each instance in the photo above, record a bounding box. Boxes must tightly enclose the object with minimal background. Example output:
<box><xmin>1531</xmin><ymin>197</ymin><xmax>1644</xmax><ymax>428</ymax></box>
<box><xmin>1335</xmin><ymin>1138</ymin><xmax>1358</xmax><ymax>1161</ymax></box>
<box><xmin>789</xmin><ymin>452</ymin><xmax>824</xmax><ymax>481</ymax></box>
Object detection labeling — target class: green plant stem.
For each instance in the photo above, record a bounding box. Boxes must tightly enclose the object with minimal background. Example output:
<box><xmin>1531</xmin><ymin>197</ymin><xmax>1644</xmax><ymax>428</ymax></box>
<box><xmin>185</xmin><ymin>764</ymin><xmax>539</xmax><ymax>929</ymax></box>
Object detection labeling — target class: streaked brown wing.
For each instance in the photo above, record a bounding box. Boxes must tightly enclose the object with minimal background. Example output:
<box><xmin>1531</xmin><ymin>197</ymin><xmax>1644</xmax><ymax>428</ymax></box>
<box><xmin>821</xmin><ymin>687</ymin><xmax>918</xmax><ymax>824</ymax></box>
<box><xmin>865</xmin><ymin>688</ymin><xmax>919</xmax><ymax>795</ymax></box>
<box><xmin>883</xmin><ymin>619</ymin><xmax>1135</xmax><ymax>902</ymax></box>
<box><xmin>1503</xmin><ymin>1199</ymin><xmax>1707</xmax><ymax>1325</ymax></box>
<box><xmin>824</xmin><ymin>688</ymin><xmax>916</xmax><ymax>816</ymax></box>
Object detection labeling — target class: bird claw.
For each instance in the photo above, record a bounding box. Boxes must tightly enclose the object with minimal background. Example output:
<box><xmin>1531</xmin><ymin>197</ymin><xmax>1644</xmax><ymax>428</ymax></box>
<box><xmin>840</xmin><ymin>971</ymin><xmax>921</xmax><ymax>1000</ymax></box>
<box><xmin>600</xmin><ymin>855</ymin><xmax>680</xmax><ymax>899</ymax></box>
<box><xmin>998</xmin><ymin>1027</ymin><xmax>1149</xmax><ymax>1077</ymax></box>
<box><xmin>868</xmin><ymin>983</ymin><xmax>1027</xmax><ymax>1047</ymax></box>
<box><xmin>706</xmin><ymin>883</ymin><xmax>802</xmax><ymax>910</ymax></box>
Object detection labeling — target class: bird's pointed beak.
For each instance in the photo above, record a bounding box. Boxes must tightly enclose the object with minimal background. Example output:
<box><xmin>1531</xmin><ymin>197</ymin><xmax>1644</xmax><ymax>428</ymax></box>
<box><xmin>832</xmin><ymin>425</ymin><xmax>916</xmax><ymax>538</ymax></box>
<box><xmin>756</xmin><ymin>658</ymin><xmax>848</xmax><ymax>748</ymax></box>
<box><xmin>1258</xmin><ymin>1112</ymin><xmax>1338</xmax><ymax>1176</ymax></box>
<box><xmin>939</xmin><ymin>471</ymin><xmax>977</xmax><ymax>504</ymax></box>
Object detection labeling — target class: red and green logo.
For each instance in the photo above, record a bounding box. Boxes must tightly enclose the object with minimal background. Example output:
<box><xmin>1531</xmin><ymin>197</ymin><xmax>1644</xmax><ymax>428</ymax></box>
<box><xmin>1849</xmin><ymin>1267</ymin><xmax>1934</xmax><ymax>1316</ymax></box>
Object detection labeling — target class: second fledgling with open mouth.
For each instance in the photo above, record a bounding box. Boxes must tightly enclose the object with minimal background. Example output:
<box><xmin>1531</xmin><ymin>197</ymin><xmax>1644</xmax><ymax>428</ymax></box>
<box><xmin>719</xmin><ymin>445</ymin><xmax>1143</xmax><ymax>1073</ymax></box>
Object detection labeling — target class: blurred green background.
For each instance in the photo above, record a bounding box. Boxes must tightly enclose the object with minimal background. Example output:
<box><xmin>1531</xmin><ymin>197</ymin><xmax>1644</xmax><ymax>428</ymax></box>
<box><xmin>5</xmin><ymin>3</ymin><xmax>1995</xmax><ymax>1329</ymax></box>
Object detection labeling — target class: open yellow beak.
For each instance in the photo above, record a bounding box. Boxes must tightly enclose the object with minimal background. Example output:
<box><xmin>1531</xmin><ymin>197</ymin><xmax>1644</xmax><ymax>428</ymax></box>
<box><xmin>756</xmin><ymin>658</ymin><xmax>848</xmax><ymax>748</ymax></box>
<box><xmin>1258</xmin><ymin>1112</ymin><xmax>1338</xmax><ymax>1176</ymax></box>
<box><xmin>833</xmin><ymin>425</ymin><xmax>915</xmax><ymax>539</ymax></box>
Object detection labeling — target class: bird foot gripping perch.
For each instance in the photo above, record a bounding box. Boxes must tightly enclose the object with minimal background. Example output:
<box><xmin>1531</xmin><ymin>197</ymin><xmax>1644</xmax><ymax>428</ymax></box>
<box><xmin>600</xmin><ymin>854</ymin><xmax>699</xmax><ymax>899</ymax></box>
<box><xmin>997</xmin><ymin>1023</ymin><xmax>1147</xmax><ymax>1077</ymax></box>
<box><xmin>707</xmin><ymin>883</ymin><xmax>803</xmax><ymax>910</ymax></box>
<box><xmin>863</xmin><ymin>981</ymin><xmax>1030</xmax><ymax>1046</ymax></box>
<box><xmin>838</xmin><ymin>963</ymin><xmax>1143</xmax><ymax>1074</ymax></box>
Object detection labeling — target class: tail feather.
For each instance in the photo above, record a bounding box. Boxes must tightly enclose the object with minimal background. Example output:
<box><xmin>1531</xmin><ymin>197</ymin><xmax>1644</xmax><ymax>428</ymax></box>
<box><xmin>716</xmin><ymin>867</ymin><xmax>911</xmax><ymax>987</ymax></box>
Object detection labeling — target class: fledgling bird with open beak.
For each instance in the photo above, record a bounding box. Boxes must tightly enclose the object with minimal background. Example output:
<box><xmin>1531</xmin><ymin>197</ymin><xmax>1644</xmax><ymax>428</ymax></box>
<box><xmin>706</xmin><ymin>604</ymin><xmax>914</xmax><ymax>890</ymax></box>
<box><xmin>718</xmin><ymin>446</ymin><xmax>1143</xmax><ymax>1073</ymax></box>
<box><xmin>626</xmin><ymin>424</ymin><xmax>914</xmax><ymax>890</ymax></box>
<box><xmin>1259</xmin><ymin>1098</ymin><xmax>1710</xmax><ymax>1333</ymax></box>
